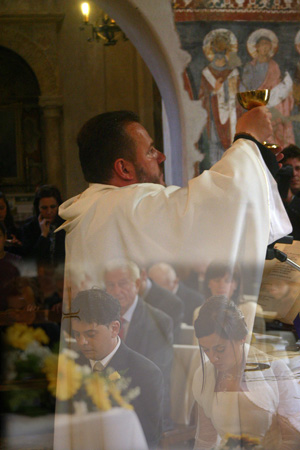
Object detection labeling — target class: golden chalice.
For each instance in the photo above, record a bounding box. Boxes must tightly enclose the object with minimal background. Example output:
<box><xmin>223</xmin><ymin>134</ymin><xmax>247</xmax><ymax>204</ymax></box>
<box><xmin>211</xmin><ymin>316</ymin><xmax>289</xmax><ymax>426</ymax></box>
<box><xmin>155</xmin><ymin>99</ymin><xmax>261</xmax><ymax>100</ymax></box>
<box><xmin>237</xmin><ymin>89</ymin><xmax>278</xmax><ymax>149</ymax></box>
<box><xmin>237</xmin><ymin>89</ymin><xmax>270</xmax><ymax>110</ymax></box>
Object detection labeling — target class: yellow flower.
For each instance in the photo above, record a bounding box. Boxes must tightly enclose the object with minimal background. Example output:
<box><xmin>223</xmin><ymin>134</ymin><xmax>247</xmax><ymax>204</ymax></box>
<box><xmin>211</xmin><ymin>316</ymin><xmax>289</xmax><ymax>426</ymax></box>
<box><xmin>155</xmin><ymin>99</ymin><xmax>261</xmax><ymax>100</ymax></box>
<box><xmin>5</xmin><ymin>323</ymin><xmax>34</xmax><ymax>350</ymax></box>
<box><xmin>42</xmin><ymin>354</ymin><xmax>58</xmax><ymax>396</ymax></box>
<box><xmin>108</xmin><ymin>371</ymin><xmax>121</xmax><ymax>381</ymax></box>
<box><xmin>85</xmin><ymin>374</ymin><xmax>112</xmax><ymax>411</ymax></box>
<box><xmin>223</xmin><ymin>433</ymin><xmax>261</xmax><ymax>448</ymax></box>
<box><xmin>5</xmin><ymin>323</ymin><xmax>49</xmax><ymax>350</ymax></box>
<box><xmin>240</xmin><ymin>434</ymin><xmax>260</xmax><ymax>445</ymax></box>
<box><xmin>43</xmin><ymin>354</ymin><xmax>82</xmax><ymax>401</ymax></box>
<box><xmin>32</xmin><ymin>327</ymin><xmax>49</xmax><ymax>345</ymax></box>
<box><xmin>108</xmin><ymin>383</ymin><xmax>133</xmax><ymax>410</ymax></box>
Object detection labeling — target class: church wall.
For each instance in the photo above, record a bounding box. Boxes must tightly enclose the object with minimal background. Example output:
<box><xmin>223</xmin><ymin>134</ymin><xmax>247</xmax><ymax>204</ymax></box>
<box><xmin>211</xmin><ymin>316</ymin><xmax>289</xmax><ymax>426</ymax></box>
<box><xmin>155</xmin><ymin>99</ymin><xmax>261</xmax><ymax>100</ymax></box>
<box><xmin>57</xmin><ymin>0</ymin><xmax>156</xmax><ymax>197</ymax></box>
<box><xmin>0</xmin><ymin>0</ymin><xmax>156</xmax><ymax>200</ymax></box>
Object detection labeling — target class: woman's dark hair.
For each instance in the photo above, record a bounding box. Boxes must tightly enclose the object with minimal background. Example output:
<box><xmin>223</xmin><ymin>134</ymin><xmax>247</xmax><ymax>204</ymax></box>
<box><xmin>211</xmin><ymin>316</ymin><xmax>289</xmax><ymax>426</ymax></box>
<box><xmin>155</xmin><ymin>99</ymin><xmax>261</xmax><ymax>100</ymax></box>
<box><xmin>0</xmin><ymin>192</ymin><xmax>15</xmax><ymax>230</ymax></box>
<box><xmin>33</xmin><ymin>185</ymin><xmax>62</xmax><ymax>217</ymax></box>
<box><xmin>194</xmin><ymin>295</ymin><xmax>248</xmax><ymax>341</ymax></box>
<box><xmin>203</xmin><ymin>262</ymin><xmax>241</xmax><ymax>304</ymax></box>
<box><xmin>0</xmin><ymin>221</ymin><xmax>7</xmax><ymax>236</ymax></box>
<box><xmin>194</xmin><ymin>296</ymin><xmax>248</xmax><ymax>390</ymax></box>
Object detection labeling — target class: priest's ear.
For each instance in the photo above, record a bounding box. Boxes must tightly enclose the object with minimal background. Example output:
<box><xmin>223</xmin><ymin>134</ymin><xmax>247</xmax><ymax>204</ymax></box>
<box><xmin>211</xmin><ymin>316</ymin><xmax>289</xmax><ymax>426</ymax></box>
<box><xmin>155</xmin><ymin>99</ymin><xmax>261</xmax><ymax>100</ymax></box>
<box><xmin>113</xmin><ymin>158</ymin><xmax>135</xmax><ymax>182</ymax></box>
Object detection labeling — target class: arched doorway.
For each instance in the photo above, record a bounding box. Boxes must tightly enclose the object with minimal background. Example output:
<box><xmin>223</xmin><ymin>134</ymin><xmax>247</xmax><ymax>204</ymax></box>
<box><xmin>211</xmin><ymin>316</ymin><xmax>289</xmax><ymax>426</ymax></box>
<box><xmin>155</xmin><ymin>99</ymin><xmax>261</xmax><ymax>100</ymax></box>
<box><xmin>0</xmin><ymin>46</ymin><xmax>43</xmax><ymax>191</ymax></box>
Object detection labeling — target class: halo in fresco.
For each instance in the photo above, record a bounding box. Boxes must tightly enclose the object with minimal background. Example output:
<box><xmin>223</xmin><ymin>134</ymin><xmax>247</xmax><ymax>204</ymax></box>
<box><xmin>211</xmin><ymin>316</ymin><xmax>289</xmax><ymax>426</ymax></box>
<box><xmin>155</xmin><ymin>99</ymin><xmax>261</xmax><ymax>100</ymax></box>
<box><xmin>294</xmin><ymin>30</ymin><xmax>300</xmax><ymax>54</ymax></box>
<box><xmin>203</xmin><ymin>28</ymin><xmax>238</xmax><ymax>62</ymax></box>
<box><xmin>246</xmin><ymin>28</ymin><xmax>279</xmax><ymax>59</ymax></box>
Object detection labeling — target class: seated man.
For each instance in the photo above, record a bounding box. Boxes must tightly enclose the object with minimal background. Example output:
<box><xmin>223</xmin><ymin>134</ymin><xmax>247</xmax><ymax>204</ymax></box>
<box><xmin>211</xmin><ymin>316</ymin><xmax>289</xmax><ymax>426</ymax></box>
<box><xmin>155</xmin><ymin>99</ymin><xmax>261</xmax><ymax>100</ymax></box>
<box><xmin>277</xmin><ymin>144</ymin><xmax>300</xmax><ymax>240</ymax></box>
<box><xmin>139</xmin><ymin>267</ymin><xmax>184</xmax><ymax>341</ymax></box>
<box><xmin>148</xmin><ymin>262</ymin><xmax>204</xmax><ymax>325</ymax></box>
<box><xmin>71</xmin><ymin>288</ymin><xmax>164</xmax><ymax>449</ymax></box>
<box><xmin>103</xmin><ymin>259</ymin><xmax>174</xmax><ymax>430</ymax></box>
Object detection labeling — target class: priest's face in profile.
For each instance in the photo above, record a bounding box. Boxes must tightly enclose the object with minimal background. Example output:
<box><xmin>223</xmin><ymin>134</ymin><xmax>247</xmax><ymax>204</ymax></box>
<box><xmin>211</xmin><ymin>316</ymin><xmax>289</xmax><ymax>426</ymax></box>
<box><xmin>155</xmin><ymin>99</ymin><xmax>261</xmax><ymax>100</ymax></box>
<box><xmin>72</xmin><ymin>319</ymin><xmax>119</xmax><ymax>361</ymax></box>
<box><xmin>105</xmin><ymin>267</ymin><xmax>140</xmax><ymax>315</ymax></box>
<box><xmin>125</xmin><ymin>121</ymin><xmax>166</xmax><ymax>185</ymax></box>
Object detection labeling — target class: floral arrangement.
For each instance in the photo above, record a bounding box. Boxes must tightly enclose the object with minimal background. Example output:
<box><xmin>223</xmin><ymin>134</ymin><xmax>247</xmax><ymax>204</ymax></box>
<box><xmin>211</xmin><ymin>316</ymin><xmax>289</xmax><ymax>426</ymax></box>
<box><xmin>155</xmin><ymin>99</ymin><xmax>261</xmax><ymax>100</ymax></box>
<box><xmin>217</xmin><ymin>434</ymin><xmax>264</xmax><ymax>450</ymax></box>
<box><xmin>42</xmin><ymin>348</ymin><xmax>140</xmax><ymax>414</ymax></box>
<box><xmin>3</xmin><ymin>322</ymin><xmax>55</xmax><ymax>415</ymax></box>
<box><xmin>3</xmin><ymin>323</ymin><xmax>139</xmax><ymax>416</ymax></box>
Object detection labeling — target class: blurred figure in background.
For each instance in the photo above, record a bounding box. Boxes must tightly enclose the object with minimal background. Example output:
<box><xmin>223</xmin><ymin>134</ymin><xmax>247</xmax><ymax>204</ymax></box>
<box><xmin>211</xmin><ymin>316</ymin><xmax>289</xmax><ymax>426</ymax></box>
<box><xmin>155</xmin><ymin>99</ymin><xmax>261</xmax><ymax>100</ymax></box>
<box><xmin>197</xmin><ymin>261</ymin><xmax>264</xmax><ymax>338</ymax></box>
<box><xmin>0</xmin><ymin>222</ymin><xmax>22</xmax><ymax>310</ymax></box>
<box><xmin>148</xmin><ymin>262</ymin><xmax>204</xmax><ymax>325</ymax></box>
<box><xmin>276</xmin><ymin>144</ymin><xmax>300</xmax><ymax>240</ymax></box>
<box><xmin>0</xmin><ymin>192</ymin><xmax>23</xmax><ymax>256</ymax></box>
<box><xmin>138</xmin><ymin>267</ymin><xmax>184</xmax><ymax>340</ymax></box>
<box><xmin>22</xmin><ymin>185</ymin><xmax>65</xmax><ymax>265</ymax></box>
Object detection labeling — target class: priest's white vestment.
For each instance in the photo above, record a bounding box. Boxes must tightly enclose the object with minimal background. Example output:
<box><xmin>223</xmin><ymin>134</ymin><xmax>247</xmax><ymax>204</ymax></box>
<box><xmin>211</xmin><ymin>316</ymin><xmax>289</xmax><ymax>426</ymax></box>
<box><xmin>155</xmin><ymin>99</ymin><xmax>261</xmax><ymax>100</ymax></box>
<box><xmin>58</xmin><ymin>138</ymin><xmax>291</xmax><ymax>300</ymax></box>
<box><xmin>55</xmin><ymin>137</ymin><xmax>292</xmax><ymax>450</ymax></box>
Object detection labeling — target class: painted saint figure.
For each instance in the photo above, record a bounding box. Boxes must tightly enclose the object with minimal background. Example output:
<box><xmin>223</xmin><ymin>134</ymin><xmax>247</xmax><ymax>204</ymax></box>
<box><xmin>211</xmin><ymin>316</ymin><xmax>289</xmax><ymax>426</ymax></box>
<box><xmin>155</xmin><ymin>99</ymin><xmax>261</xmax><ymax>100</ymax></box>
<box><xmin>199</xmin><ymin>29</ymin><xmax>241</xmax><ymax>167</ymax></box>
<box><xmin>241</xmin><ymin>29</ymin><xmax>295</xmax><ymax>148</ymax></box>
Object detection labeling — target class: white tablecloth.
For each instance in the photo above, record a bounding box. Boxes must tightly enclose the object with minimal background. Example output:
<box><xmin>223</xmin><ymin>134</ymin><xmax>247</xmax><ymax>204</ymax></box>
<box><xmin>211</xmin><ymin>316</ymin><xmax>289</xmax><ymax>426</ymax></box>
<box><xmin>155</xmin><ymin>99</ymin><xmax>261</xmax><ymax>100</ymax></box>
<box><xmin>53</xmin><ymin>407</ymin><xmax>148</xmax><ymax>450</ymax></box>
<box><xmin>3</xmin><ymin>413</ymin><xmax>54</xmax><ymax>449</ymax></box>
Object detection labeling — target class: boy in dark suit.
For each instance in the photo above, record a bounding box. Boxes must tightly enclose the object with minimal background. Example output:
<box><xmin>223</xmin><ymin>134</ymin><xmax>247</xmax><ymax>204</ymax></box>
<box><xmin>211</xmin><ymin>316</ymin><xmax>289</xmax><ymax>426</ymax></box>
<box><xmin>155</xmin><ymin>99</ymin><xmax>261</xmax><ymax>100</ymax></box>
<box><xmin>70</xmin><ymin>288</ymin><xmax>164</xmax><ymax>449</ymax></box>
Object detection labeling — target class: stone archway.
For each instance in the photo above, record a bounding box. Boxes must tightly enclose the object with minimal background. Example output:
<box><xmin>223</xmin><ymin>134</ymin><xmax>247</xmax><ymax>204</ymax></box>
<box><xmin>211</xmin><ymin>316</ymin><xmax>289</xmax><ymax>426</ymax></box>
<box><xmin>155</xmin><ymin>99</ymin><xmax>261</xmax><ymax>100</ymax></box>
<box><xmin>0</xmin><ymin>20</ymin><xmax>64</xmax><ymax>191</ymax></box>
<box><xmin>0</xmin><ymin>26</ymin><xmax>58</xmax><ymax>96</ymax></box>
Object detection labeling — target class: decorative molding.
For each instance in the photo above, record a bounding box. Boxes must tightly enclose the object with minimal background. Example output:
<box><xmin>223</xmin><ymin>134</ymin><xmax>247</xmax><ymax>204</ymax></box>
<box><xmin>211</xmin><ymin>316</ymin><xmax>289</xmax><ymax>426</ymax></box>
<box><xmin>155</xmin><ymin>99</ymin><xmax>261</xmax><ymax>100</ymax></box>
<box><xmin>0</xmin><ymin>0</ymin><xmax>63</xmax><ymax>15</ymax></box>
<box><xmin>173</xmin><ymin>0</ymin><xmax>300</xmax><ymax>21</ymax></box>
<box><xmin>39</xmin><ymin>96</ymin><xmax>63</xmax><ymax>117</ymax></box>
<box><xmin>39</xmin><ymin>95</ymin><xmax>63</xmax><ymax>108</ymax></box>
<box><xmin>0</xmin><ymin>13</ymin><xmax>64</xmax><ymax>23</ymax></box>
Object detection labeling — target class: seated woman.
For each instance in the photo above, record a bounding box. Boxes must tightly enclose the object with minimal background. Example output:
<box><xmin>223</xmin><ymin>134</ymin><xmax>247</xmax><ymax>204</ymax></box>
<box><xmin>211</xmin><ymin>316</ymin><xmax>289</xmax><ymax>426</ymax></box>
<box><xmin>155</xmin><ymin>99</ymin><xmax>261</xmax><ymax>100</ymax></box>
<box><xmin>1</xmin><ymin>276</ymin><xmax>60</xmax><ymax>345</ymax></box>
<box><xmin>194</xmin><ymin>262</ymin><xmax>264</xmax><ymax>338</ymax></box>
<box><xmin>0</xmin><ymin>192</ymin><xmax>23</xmax><ymax>255</ymax></box>
<box><xmin>22</xmin><ymin>185</ymin><xmax>65</xmax><ymax>265</ymax></box>
<box><xmin>193</xmin><ymin>296</ymin><xmax>300</xmax><ymax>450</ymax></box>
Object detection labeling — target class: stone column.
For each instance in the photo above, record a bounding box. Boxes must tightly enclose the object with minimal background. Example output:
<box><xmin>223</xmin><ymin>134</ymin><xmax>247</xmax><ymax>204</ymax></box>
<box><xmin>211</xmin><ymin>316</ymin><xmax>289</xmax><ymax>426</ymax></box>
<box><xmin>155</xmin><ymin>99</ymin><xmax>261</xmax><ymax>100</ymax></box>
<box><xmin>39</xmin><ymin>95</ymin><xmax>64</xmax><ymax>193</ymax></box>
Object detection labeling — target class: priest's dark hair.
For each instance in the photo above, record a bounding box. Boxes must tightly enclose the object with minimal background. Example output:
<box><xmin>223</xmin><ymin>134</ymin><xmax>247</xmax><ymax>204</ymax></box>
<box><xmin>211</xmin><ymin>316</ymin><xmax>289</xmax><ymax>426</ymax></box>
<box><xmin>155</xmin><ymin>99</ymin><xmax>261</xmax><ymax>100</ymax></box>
<box><xmin>78</xmin><ymin>110</ymin><xmax>140</xmax><ymax>184</ymax></box>
<box><xmin>71</xmin><ymin>288</ymin><xmax>121</xmax><ymax>326</ymax></box>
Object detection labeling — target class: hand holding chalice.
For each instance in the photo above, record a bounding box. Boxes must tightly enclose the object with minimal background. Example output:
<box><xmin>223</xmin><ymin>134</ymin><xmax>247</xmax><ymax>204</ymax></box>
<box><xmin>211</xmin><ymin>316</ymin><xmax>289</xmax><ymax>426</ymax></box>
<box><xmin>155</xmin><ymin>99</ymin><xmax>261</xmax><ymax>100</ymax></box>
<box><xmin>236</xmin><ymin>89</ymin><xmax>279</xmax><ymax>150</ymax></box>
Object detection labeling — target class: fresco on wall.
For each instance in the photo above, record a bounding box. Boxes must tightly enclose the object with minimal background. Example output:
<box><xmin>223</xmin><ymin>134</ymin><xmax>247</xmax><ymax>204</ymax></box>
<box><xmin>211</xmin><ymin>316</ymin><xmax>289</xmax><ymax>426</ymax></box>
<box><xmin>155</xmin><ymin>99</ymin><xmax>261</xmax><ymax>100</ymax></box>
<box><xmin>173</xmin><ymin>16</ymin><xmax>300</xmax><ymax>170</ymax></box>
